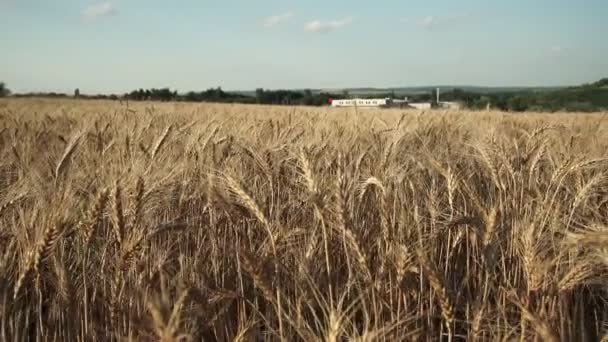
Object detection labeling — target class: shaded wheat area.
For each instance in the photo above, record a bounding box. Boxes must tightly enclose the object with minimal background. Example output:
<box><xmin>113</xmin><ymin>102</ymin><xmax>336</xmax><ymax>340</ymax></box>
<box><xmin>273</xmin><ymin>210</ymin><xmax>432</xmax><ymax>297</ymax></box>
<box><xmin>1</xmin><ymin>99</ymin><xmax>608</xmax><ymax>341</ymax></box>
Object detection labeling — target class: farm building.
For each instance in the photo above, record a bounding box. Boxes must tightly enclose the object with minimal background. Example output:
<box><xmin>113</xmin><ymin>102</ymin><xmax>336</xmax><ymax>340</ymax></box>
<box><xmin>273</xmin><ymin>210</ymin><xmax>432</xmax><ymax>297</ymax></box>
<box><xmin>330</xmin><ymin>98</ymin><xmax>390</xmax><ymax>107</ymax></box>
<box><xmin>328</xmin><ymin>88</ymin><xmax>460</xmax><ymax>110</ymax></box>
<box><xmin>438</xmin><ymin>101</ymin><xmax>462</xmax><ymax>110</ymax></box>
<box><xmin>408</xmin><ymin>102</ymin><xmax>432</xmax><ymax>110</ymax></box>
<box><xmin>329</xmin><ymin>97</ymin><xmax>434</xmax><ymax>109</ymax></box>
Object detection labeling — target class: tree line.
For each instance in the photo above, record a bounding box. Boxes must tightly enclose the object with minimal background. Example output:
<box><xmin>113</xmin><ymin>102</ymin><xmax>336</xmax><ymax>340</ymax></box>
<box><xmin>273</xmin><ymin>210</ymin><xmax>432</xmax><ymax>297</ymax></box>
<box><xmin>1</xmin><ymin>83</ymin><xmax>339</xmax><ymax>106</ymax></box>
<box><xmin>439</xmin><ymin>79</ymin><xmax>608</xmax><ymax>112</ymax></box>
<box><xmin>2</xmin><ymin>79</ymin><xmax>607</xmax><ymax>112</ymax></box>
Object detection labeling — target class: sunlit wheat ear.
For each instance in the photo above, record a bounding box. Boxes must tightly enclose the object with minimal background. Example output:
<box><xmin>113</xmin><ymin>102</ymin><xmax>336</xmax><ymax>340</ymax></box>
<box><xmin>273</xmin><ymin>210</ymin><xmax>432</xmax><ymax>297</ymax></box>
<box><xmin>0</xmin><ymin>192</ymin><xmax>27</xmax><ymax>217</ymax></box>
<box><xmin>238</xmin><ymin>248</ymin><xmax>276</xmax><ymax>303</ymax></box>
<box><xmin>54</xmin><ymin>131</ymin><xmax>82</xmax><ymax>180</ymax></box>
<box><xmin>519</xmin><ymin>226</ymin><xmax>548</xmax><ymax>292</ymax></box>
<box><xmin>13</xmin><ymin>251</ymin><xmax>36</xmax><ymax>300</ymax></box>
<box><xmin>53</xmin><ymin>255</ymin><xmax>69</xmax><ymax>304</ymax></box>
<box><xmin>549</xmin><ymin>156</ymin><xmax>575</xmax><ymax>186</ymax></box>
<box><xmin>325</xmin><ymin>310</ymin><xmax>343</xmax><ymax>342</ymax></box>
<box><xmin>358</xmin><ymin>176</ymin><xmax>389</xmax><ymax>242</ymax></box>
<box><xmin>80</xmin><ymin>188</ymin><xmax>109</xmax><ymax>245</ymax></box>
<box><xmin>239</xmin><ymin>144</ymin><xmax>272</xmax><ymax>182</ymax></box>
<box><xmin>143</xmin><ymin>288</ymin><xmax>193</xmax><ymax>341</ymax></box>
<box><xmin>109</xmin><ymin>269</ymin><xmax>122</xmax><ymax>330</ymax></box>
<box><xmin>223</xmin><ymin>175</ymin><xmax>277</xmax><ymax>256</ymax></box>
<box><xmin>130</xmin><ymin>176</ymin><xmax>145</xmax><ymax>228</ymax></box>
<box><xmin>475</xmin><ymin>144</ymin><xmax>502</xmax><ymax>190</ymax></box>
<box><xmin>119</xmin><ymin>232</ymin><xmax>145</xmax><ymax>273</ymax></box>
<box><xmin>112</xmin><ymin>182</ymin><xmax>126</xmax><ymax>246</ymax></box>
<box><xmin>482</xmin><ymin>205</ymin><xmax>498</xmax><ymax>247</ymax></box>
<box><xmin>565</xmin><ymin>226</ymin><xmax>608</xmax><ymax>250</ymax></box>
<box><xmin>297</xmin><ymin>147</ymin><xmax>317</xmax><ymax>196</ymax></box>
<box><xmin>332</xmin><ymin>163</ymin><xmax>347</xmax><ymax>238</ymax></box>
<box><xmin>471</xmin><ymin>303</ymin><xmax>485</xmax><ymax>341</ymax></box>
<box><xmin>527</xmin><ymin>138</ymin><xmax>548</xmax><ymax>183</ymax></box>
<box><xmin>392</xmin><ymin>243</ymin><xmax>416</xmax><ymax>283</ymax></box>
<box><xmin>200</xmin><ymin>126</ymin><xmax>220</xmax><ymax>153</ymax></box>
<box><xmin>527</xmin><ymin>124</ymin><xmax>564</xmax><ymax>143</ymax></box>
<box><xmin>150</xmin><ymin>124</ymin><xmax>173</xmax><ymax>160</ymax></box>
<box><xmin>336</xmin><ymin>222</ymin><xmax>372</xmax><ymax>283</ymax></box>
<box><xmin>333</xmin><ymin>157</ymin><xmax>371</xmax><ymax>283</ymax></box>
<box><xmin>558</xmin><ymin>262</ymin><xmax>596</xmax><ymax>292</ymax></box>
<box><xmin>14</xmin><ymin>220</ymin><xmax>67</xmax><ymax>299</ymax></box>
<box><xmin>380</xmin><ymin>140</ymin><xmax>395</xmax><ymax>169</ymax></box>
<box><xmin>571</xmin><ymin>173</ymin><xmax>604</xmax><ymax>213</ymax></box>
<box><xmin>512</xmin><ymin>297</ymin><xmax>560</xmax><ymax>342</ymax></box>
<box><xmin>416</xmin><ymin>249</ymin><xmax>454</xmax><ymax>330</ymax></box>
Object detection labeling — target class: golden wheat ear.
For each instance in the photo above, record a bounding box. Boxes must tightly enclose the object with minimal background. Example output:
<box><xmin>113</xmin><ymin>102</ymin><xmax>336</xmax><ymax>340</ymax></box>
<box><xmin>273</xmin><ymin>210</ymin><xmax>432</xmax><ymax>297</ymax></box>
<box><xmin>416</xmin><ymin>249</ymin><xmax>455</xmax><ymax>331</ymax></box>
<box><xmin>130</xmin><ymin>176</ymin><xmax>145</xmax><ymax>228</ymax></box>
<box><xmin>112</xmin><ymin>181</ymin><xmax>125</xmax><ymax>246</ymax></box>
<box><xmin>54</xmin><ymin>132</ymin><xmax>83</xmax><ymax>180</ymax></box>
<box><xmin>238</xmin><ymin>248</ymin><xmax>276</xmax><ymax>304</ymax></box>
<box><xmin>80</xmin><ymin>188</ymin><xmax>109</xmax><ymax>245</ymax></box>
<box><xmin>14</xmin><ymin>220</ymin><xmax>67</xmax><ymax>299</ymax></box>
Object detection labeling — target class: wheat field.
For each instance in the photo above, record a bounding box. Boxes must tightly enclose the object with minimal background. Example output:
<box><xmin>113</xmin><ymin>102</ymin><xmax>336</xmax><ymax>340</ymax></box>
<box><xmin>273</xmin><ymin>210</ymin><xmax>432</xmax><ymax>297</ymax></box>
<box><xmin>1</xmin><ymin>98</ymin><xmax>607</xmax><ymax>341</ymax></box>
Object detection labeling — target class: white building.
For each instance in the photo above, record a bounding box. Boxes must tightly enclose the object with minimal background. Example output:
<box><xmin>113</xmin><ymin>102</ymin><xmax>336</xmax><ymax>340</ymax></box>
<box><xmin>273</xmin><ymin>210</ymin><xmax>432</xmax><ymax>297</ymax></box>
<box><xmin>331</xmin><ymin>98</ymin><xmax>390</xmax><ymax>107</ymax></box>
<box><xmin>330</xmin><ymin>97</ymin><xmax>435</xmax><ymax>110</ymax></box>
<box><xmin>408</xmin><ymin>102</ymin><xmax>432</xmax><ymax>110</ymax></box>
<box><xmin>438</xmin><ymin>101</ymin><xmax>462</xmax><ymax>110</ymax></box>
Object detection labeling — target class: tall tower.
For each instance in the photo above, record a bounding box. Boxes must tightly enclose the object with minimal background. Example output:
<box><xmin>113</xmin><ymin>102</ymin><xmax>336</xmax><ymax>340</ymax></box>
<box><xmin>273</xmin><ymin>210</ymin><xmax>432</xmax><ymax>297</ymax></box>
<box><xmin>436</xmin><ymin>88</ymin><xmax>440</xmax><ymax>103</ymax></box>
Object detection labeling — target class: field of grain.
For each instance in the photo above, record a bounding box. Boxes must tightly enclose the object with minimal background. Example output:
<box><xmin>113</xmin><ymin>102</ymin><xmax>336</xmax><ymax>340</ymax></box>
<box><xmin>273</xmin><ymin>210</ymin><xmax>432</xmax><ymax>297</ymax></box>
<box><xmin>1</xmin><ymin>98</ymin><xmax>607</xmax><ymax>341</ymax></box>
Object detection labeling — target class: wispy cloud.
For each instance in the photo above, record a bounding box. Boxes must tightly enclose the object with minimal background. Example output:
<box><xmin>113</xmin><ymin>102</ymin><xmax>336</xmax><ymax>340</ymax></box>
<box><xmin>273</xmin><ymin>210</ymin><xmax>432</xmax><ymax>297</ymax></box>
<box><xmin>304</xmin><ymin>17</ymin><xmax>354</xmax><ymax>33</ymax></box>
<box><xmin>406</xmin><ymin>13</ymin><xmax>469</xmax><ymax>29</ymax></box>
<box><xmin>82</xmin><ymin>2</ymin><xmax>116</xmax><ymax>21</ymax></box>
<box><xmin>421</xmin><ymin>16</ymin><xmax>437</xmax><ymax>28</ymax></box>
<box><xmin>263</xmin><ymin>12</ymin><xmax>293</xmax><ymax>28</ymax></box>
<box><xmin>550</xmin><ymin>45</ymin><xmax>568</xmax><ymax>53</ymax></box>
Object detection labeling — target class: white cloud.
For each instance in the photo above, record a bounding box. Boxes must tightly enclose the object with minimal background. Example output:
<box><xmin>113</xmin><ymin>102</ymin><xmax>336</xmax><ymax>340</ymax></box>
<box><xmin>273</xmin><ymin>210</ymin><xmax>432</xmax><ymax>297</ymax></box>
<box><xmin>263</xmin><ymin>12</ymin><xmax>293</xmax><ymax>28</ymax></box>
<box><xmin>421</xmin><ymin>16</ymin><xmax>436</xmax><ymax>28</ymax></box>
<box><xmin>304</xmin><ymin>17</ymin><xmax>353</xmax><ymax>33</ymax></box>
<box><xmin>82</xmin><ymin>2</ymin><xmax>116</xmax><ymax>21</ymax></box>
<box><xmin>413</xmin><ymin>13</ymin><xmax>469</xmax><ymax>29</ymax></box>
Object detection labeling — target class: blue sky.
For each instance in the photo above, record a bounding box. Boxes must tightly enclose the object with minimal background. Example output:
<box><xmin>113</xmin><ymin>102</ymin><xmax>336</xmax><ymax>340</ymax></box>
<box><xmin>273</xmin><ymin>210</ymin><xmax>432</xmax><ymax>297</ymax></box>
<box><xmin>1</xmin><ymin>0</ymin><xmax>607</xmax><ymax>94</ymax></box>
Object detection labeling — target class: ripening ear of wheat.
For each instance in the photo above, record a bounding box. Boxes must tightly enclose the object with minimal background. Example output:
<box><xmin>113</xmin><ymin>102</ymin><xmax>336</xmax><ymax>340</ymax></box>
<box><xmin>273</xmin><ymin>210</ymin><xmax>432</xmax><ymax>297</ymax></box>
<box><xmin>80</xmin><ymin>188</ymin><xmax>109</xmax><ymax>245</ymax></box>
<box><xmin>416</xmin><ymin>248</ymin><xmax>454</xmax><ymax>334</ymax></box>
<box><xmin>54</xmin><ymin>131</ymin><xmax>83</xmax><ymax>180</ymax></box>
<box><xmin>112</xmin><ymin>181</ymin><xmax>126</xmax><ymax>246</ymax></box>
<box><xmin>14</xmin><ymin>219</ymin><xmax>66</xmax><ymax>299</ymax></box>
<box><xmin>1</xmin><ymin>99</ymin><xmax>607</xmax><ymax>341</ymax></box>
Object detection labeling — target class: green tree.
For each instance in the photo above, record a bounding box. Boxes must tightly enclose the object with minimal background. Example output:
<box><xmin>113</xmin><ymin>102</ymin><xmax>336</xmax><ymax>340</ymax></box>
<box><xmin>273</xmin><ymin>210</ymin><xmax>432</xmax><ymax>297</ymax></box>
<box><xmin>506</xmin><ymin>95</ymin><xmax>530</xmax><ymax>112</ymax></box>
<box><xmin>255</xmin><ymin>88</ymin><xmax>265</xmax><ymax>104</ymax></box>
<box><xmin>303</xmin><ymin>89</ymin><xmax>313</xmax><ymax>105</ymax></box>
<box><xmin>74</xmin><ymin>88</ymin><xmax>80</xmax><ymax>98</ymax></box>
<box><xmin>0</xmin><ymin>82</ymin><xmax>10</xmax><ymax>97</ymax></box>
